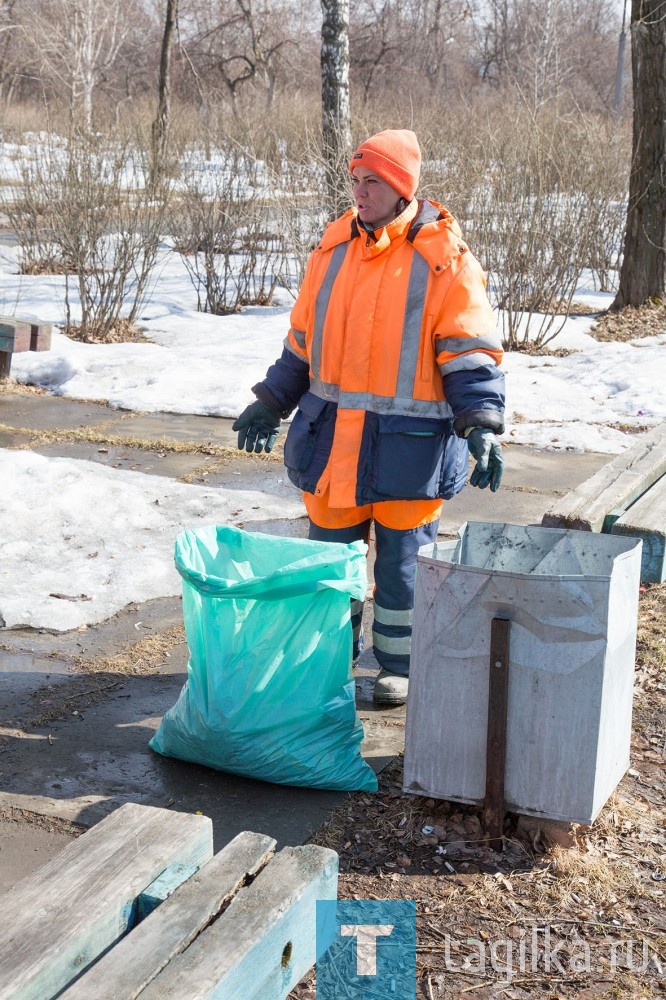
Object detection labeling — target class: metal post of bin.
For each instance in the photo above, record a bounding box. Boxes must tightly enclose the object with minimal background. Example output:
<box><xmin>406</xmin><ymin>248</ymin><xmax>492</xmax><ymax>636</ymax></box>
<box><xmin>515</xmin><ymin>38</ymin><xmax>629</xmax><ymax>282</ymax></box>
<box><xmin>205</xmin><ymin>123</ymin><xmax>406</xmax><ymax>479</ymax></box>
<box><xmin>484</xmin><ymin>618</ymin><xmax>510</xmax><ymax>850</ymax></box>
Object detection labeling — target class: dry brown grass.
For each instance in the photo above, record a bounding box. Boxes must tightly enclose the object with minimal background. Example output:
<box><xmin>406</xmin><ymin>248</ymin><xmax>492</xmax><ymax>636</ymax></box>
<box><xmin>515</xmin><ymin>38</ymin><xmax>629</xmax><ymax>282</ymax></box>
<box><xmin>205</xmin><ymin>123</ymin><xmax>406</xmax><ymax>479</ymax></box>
<box><xmin>71</xmin><ymin>624</ymin><xmax>186</xmax><ymax>676</ymax></box>
<box><xmin>64</xmin><ymin>318</ymin><xmax>148</xmax><ymax>344</ymax></box>
<box><xmin>592</xmin><ymin>302</ymin><xmax>666</xmax><ymax>342</ymax></box>
<box><xmin>0</xmin><ymin>420</ymin><xmax>263</xmax><ymax>461</ymax></box>
<box><xmin>0</xmin><ymin>625</ymin><xmax>188</xmax><ymax>733</ymax></box>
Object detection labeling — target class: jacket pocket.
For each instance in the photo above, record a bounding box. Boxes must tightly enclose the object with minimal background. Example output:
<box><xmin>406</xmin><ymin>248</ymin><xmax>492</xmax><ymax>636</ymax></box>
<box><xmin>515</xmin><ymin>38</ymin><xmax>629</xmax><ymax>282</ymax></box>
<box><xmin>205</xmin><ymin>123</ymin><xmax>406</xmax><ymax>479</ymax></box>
<box><xmin>284</xmin><ymin>391</ymin><xmax>336</xmax><ymax>477</ymax></box>
<box><xmin>440</xmin><ymin>432</ymin><xmax>469</xmax><ymax>499</ymax></box>
<box><xmin>372</xmin><ymin>415</ymin><xmax>447</xmax><ymax>500</ymax></box>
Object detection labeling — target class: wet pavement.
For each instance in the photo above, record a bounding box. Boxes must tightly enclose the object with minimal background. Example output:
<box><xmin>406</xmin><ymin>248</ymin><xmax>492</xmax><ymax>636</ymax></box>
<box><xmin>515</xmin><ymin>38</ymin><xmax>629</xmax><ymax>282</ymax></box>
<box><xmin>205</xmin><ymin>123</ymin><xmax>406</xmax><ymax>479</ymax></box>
<box><xmin>0</xmin><ymin>390</ymin><xmax>610</xmax><ymax>891</ymax></box>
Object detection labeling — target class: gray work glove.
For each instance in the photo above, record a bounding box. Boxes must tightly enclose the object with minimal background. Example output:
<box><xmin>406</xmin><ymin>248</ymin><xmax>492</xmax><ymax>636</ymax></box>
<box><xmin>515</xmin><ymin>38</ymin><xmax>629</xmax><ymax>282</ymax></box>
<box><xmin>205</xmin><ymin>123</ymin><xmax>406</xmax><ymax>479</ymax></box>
<box><xmin>467</xmin><ymin>427</ymin><xmax>504</xmax><ymax>492</ymax></box>
<box><xmin>232</xmin><ymin>400</ymin><xmax>281</xmax><ymax>453</ymax></box>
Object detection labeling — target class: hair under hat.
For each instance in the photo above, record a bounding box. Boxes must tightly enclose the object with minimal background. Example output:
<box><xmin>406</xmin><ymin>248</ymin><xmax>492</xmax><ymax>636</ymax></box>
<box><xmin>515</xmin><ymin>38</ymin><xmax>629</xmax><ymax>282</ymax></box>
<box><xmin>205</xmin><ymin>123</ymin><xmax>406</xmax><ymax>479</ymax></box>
<box><xmin>350</xmin><ymin>129</ymin><xmax>421</xmax><ymax>201</ymax></box>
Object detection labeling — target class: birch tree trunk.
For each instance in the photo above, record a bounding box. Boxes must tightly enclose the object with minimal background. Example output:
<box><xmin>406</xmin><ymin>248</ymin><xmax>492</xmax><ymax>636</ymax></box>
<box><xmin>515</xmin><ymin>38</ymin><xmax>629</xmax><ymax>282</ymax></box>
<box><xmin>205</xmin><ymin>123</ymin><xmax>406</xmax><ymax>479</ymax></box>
<box><xmin>612</xmin><ymin>0</ymin><xmax>666</xmax><ymax>308</ymax></box>
<box><xmin>151</xmin><ymin>0</ymin><xmax>178</xmax><ymax>186</ymax></box>
<box><xmin>321</xmin><ymin>0</ymin><xmax>352</xmax><ymax>220</ymax></box>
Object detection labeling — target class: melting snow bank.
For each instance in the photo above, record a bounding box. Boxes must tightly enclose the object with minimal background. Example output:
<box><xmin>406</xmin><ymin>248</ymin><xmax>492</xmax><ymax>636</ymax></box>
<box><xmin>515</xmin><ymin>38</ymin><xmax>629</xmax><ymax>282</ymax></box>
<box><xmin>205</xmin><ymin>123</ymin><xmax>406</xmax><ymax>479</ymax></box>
<box><xmin>0</xmin><ymin>450</ymin><xmax>304</xmax><ymax>631</ymax></box>
<box><xmin>503</xmin><ymin>335</ymin><xmax>666</xmax><ymax>453</ymax></box>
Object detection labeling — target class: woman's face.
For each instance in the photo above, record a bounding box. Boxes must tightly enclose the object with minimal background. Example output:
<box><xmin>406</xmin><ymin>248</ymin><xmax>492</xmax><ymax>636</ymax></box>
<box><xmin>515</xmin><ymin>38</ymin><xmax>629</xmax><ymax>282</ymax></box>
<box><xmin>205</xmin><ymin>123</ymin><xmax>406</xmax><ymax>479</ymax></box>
<box><xmin>351</xmin><ymin>167</ymin><xmax>403</xmax><ymax>230</ymax></box>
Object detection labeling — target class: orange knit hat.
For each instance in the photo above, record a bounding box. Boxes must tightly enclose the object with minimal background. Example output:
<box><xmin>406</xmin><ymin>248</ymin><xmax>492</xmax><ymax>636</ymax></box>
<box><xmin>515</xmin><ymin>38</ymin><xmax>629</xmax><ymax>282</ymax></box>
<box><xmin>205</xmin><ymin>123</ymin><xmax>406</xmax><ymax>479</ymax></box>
<box><xmin>350</xmin><ymin>129</ymin><xmax>421</xmax><ymax>201</ymax></box>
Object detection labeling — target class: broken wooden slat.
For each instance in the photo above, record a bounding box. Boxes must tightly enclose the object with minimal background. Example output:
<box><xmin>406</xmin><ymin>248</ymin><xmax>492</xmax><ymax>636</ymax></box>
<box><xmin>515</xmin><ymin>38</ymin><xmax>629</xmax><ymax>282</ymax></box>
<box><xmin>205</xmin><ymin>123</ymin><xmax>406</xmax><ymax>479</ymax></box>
<box><xmin>541</xmin><ymin>423</ymin><xmax>666</xmax><ymax>532</ymax></box>
<box><xmin>138</xmin><ymin>844</ymin><xmax>339</xmax><ymax>1000</ymax></box>
<box><xmin>136</xmin><ymin>862</ymin><xmax>200</xmax><ymax>923</ymax></box>
<box><xmin>60</xmin><ymin>831</ymin><xmax>277</xmax><ymax>1000</ymax></box>
<box><xmin>0</xmin><ymin>803</ymin><xmax>213</xmax><ymax>1000</ymax></box>
<box><xmin>611</xmin><ymin>474</ymin><xmax>666</xmax><ymax>582</ymax></box>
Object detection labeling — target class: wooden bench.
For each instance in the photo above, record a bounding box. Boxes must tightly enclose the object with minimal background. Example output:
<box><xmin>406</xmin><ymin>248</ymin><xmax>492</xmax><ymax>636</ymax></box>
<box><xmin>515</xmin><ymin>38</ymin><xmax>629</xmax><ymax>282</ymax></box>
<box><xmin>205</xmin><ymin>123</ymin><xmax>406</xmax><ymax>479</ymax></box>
<box><xmin>542</xmin><ymin>422</ymin><xmax>666</xmax><ymax>582</ymax></box>
<box><xmin>0</xmin><ymin>803</ymin><xmax>338</xmax><ymax>1000</ymax></box>
<box><xmin>0</xmin><ymin>315</ymin><xmax>52</xmax><ymax>379</ymax></box>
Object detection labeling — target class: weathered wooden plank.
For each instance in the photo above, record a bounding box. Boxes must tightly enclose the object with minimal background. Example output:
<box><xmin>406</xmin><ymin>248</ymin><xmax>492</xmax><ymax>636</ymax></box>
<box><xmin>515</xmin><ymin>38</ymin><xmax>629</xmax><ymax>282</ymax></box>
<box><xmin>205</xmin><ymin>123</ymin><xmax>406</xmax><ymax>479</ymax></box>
<box><xmin>0</xmin><ymin>323</ymin><xmax>16</xmax><ymax>353</ymax></box>
<box><xmin>138</xmin><ymin>844</ymin><xmax>339</xmax><ymax>1000</ymax></box>
<box><xmin>60</xmin><ymin>831</ymin><xmax>277</xmax><ymax>1000</ymax></box>
<box><xmin>136</xmin><ymin>862</ymin><xmax>199</xmax><ymax>922</ymax></box>
<box><xmin>0</xmin><ymin>315</ymin><xmax>52</xmax><ymax>353</ymax></box>
<box><xmin>612</xmin><ymin>475</ymin><xmax>666</xmax><ymax>582</ymax></box>
<box><xmin>0</xmin><ymin>803</ymin><xmax>213</xmax><ymax>1000</ymax></box>
<box><xmin>28</xmin><ymin>323</ymin><xmax>52</xmax><ymax>352</ymax></box>
<box><xmin>542</xmin><ymin>423</ymin><xmax>666</xmax><ymax>532</ymax></box>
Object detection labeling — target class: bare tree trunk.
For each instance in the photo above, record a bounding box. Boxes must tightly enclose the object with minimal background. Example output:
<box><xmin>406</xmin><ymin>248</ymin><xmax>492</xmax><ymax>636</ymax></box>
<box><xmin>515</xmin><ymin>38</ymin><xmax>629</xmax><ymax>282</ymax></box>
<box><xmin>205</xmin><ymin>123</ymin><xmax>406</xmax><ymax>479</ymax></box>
<box><xmin>612</xmin><ymin>0</ymin><xmax>666</xmax><ymax>308</ymax></box>
<box><xmin>151</xmin><ymin>0</ymin><xmax>178</xmax><ymax>185</ymax></box>
<box><xmin>321</xmin><ymin>0</ymin><xmax>352</xmax><ymax>220</ymax></box>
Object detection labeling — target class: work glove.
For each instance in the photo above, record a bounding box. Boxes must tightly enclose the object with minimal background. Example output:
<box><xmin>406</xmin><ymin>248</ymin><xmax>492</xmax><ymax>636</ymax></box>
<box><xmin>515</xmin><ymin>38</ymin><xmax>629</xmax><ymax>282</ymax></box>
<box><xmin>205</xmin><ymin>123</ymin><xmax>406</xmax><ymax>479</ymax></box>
<box><xmin>467</xmin><ymin>427</ymin><xmax>504</xmax><ymax>492</ymax></box>
<box><xmin>232</xmin><ymin>400</ymin><xmax>282</xmax><ymax>453</ymax></box>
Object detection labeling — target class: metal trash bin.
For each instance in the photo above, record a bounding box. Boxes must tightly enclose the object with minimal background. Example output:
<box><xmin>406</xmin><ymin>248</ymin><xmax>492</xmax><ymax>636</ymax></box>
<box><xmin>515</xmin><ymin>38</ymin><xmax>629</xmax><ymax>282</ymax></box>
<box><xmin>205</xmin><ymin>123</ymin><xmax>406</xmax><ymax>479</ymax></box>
<box><xmin>403</xmin><ymin>521</ymin><xmax>643</xmax><ymax>825</ymax></box>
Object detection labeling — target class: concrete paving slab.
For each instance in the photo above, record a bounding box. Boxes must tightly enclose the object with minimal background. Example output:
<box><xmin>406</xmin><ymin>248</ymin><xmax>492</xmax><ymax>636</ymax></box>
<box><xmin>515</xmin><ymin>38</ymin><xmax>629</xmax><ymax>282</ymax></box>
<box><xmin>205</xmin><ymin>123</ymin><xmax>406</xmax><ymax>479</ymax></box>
<box><xmin>0</xmin><ymin>819</ymin><xmax>76</xmax><ymax>894</ymax></box>
<box><xmin>440</xmin><ymin>444</ymin><xmax>609</xmax><ymax>536</ymax></box>
<box><xmin>0</xmin><ymin>650</ymin><xmax>399</xmax><ymax>860</ymax></box>
<box><xmin>0</xmin><ymin>586</ymin><xmax>401</xmax><ymax>886</ymax></box>
<box><xmin>31</xmin><ymin>440</ymin><xmax>220</xmax><ymax>479</ymax></box>
<box><xmin>0</xmin><ymin>392</ymin><xmax>122</xmax><ymax>431</ymax></box>
<box><xmin>0</xmin><ymin>427</ymin><xmax>30</xmax><ymax>448</ymax></box>
<box><xmin>115</xmin><ymin>412</ymin><xmax>239</xmax><ymax>448</ymax></box>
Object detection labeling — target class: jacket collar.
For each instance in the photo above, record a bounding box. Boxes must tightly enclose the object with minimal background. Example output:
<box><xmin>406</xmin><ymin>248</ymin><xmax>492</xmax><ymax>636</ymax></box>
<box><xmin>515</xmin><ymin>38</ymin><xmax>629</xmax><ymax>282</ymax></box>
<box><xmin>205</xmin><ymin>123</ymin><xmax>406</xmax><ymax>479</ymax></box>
<box><xmin>317</xmin><ymin>199</ymin><xmax>418</xmax><ymax>253</ymax></box>
<box><xmin>317</xmin><ymin>199</ymin><xmax>468</xmax><ymax>273</ymax></box>
<box><xmin>409</xmin><ymin>200</ymin><xmax>468</xmax><ymax>274</ymax></box>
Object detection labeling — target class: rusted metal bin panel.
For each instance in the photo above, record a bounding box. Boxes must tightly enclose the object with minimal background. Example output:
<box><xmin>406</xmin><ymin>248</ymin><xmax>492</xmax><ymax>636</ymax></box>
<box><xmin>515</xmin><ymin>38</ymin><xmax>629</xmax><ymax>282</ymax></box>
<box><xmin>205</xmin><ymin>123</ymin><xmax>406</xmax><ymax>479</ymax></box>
<box><xmin>403</xmin><ymin>522</ymin><xmax>642</xmax><ymax>825</ymax></box>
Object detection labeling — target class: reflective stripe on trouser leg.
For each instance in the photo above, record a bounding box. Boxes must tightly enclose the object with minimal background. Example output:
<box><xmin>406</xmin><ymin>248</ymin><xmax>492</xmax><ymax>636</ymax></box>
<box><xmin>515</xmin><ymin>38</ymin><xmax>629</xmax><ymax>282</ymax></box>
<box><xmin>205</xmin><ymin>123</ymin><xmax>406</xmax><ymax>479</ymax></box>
<box><xmin>307</xmin><ymin>518</ymin><xmax>371</xmax><ymax>660</ymax></box>
<box><xmin>372</xmin><ymin>518</ymin><xmax>440</xmax><ymax>677</ymax></box>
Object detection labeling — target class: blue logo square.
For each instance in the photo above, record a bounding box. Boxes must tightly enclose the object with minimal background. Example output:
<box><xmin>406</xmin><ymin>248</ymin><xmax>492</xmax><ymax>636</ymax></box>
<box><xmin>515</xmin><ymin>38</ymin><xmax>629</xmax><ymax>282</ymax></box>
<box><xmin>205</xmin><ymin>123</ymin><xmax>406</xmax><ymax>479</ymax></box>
<box><xmin>316</xmin><ymin>899</ymin><xmax>416</xmax><ymax>999</ymax></box>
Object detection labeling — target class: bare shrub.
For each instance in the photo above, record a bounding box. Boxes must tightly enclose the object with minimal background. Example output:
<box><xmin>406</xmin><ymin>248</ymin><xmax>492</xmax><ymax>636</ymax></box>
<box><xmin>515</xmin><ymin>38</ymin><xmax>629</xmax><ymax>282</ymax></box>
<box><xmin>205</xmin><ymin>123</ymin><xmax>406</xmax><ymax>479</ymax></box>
<box><xmin>4</xmin><ymin>128</ymin><xmax>171</xmax><ymax>341</ymax></box>
<box><xmin>568</xmin><ymin>116</ymin><xmax>629</xmax><ymax>293</ymax></box>
<box><xmin>423</xmin><ymin>105</ymin><xmax>631</xmax><ymax>350</ymax></box>
<box><xmin>170</xmin><ymin>144</ymin><xmax>285</xmax><ymax>314</ymax></box>
<box><xmin>266</xmin><ymin>136</ymin><xmax>331</xmax><ymax>295</ymax></box>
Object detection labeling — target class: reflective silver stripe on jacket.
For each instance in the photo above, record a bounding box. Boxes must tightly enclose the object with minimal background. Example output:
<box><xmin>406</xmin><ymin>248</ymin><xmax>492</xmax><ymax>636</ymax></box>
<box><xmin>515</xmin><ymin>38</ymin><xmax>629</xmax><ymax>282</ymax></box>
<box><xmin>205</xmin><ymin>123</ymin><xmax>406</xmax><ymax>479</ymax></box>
<box><xmin>396</xmin><ymin>252</ymin><xmax>430</xmax><ymax>399</ymax></box>
<box><xmin>309</xmin><ymin>236</ymin><xmax>458</xmax><ymax>415</ymax></box>
<box><xmin>290</xmin><ymin>326</ymin><xmax>307</xmax><ymax>350</ymax></box>
<box><xmin>283</xmin><ymin>336</ymin><xmax>306</xmax><ymax>361</ymax></box>
<box><xmin>311</xmin><ymin>242</ymin><xmax>348</xmax><ymax>379</ymax></box>
<box><xmin>435</xmin><ymin>333</ymin><xmax>502</xmax><ymax>357</ymax></box>
<box><xmin>308</xmin><ymin>378</ymin><xmax>453</xmax><ymax>418</ymax></box>
<box><xmin>373</xmin><ymin>601</ymin><xmax>413</xmax><ymax>626</ymax></box>
<box><xmin>439</xmin><ymin>351</ymin><xmax>500</xmax><ymax>375</ymax></box>
<box><xmin>372</xmin><ymin>631</ymin><xmax>412</xmax><ymax>655</ymax></box>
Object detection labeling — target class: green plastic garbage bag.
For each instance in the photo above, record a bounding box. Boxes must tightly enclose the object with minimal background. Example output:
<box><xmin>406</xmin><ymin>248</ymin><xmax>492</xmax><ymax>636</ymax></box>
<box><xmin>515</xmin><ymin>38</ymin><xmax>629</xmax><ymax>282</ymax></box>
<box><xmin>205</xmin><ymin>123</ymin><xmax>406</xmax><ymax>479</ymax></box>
<box><xmin>150</xmin><ymin>525</ymin><xmax>378</xmax><ymax>792</ymax></box>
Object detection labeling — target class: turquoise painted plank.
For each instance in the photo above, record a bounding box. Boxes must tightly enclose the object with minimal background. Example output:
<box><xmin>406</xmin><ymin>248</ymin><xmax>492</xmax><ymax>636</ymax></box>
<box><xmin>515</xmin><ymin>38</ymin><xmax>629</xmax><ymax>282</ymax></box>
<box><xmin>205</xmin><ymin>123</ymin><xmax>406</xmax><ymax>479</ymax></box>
<box><xmin>612</xmin><ymin>475</ymin><xmax>666</xmax><ymax>583</ymax></box>
<box><xmin>138</xmin><ymin>844</ymin><xmax>339</xmax><ymax>1000</ymax></box>
<box><xmin>59</xmin><ymin>832</ymin><xmax>277</xmax><ymax>1000</ymax></box>
<box><xmin>543</xmin><ymin>423</ymin><xmax>666</xmax><ymax>531</ymax></box>
<box><xmin>0</xmin><ymin>804</ymin><xmax>213</xmax><ymax>1000</ymax></box>
<box><xmin>136</xmin><ymin>863</ymin><xmax>199</xmax><ymax>922</ymax></box>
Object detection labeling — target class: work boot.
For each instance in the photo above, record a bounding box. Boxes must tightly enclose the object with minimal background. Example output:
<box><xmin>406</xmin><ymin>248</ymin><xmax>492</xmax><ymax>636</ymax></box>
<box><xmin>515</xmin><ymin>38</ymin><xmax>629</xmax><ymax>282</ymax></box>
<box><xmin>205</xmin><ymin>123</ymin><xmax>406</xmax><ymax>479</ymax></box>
<box><xmin>373</xmin><ymin>669</ymin><xmax>409</xmax><ymax>706</ymax></box>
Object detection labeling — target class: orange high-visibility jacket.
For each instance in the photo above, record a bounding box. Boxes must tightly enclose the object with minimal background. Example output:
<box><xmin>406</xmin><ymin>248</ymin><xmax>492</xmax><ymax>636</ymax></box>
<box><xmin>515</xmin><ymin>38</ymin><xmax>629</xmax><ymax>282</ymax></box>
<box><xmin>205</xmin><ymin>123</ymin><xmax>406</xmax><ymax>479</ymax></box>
<box><xmin>255</xmin><ymin>199</ymin><xmax>505</xmax><ymax>508</ymax></box>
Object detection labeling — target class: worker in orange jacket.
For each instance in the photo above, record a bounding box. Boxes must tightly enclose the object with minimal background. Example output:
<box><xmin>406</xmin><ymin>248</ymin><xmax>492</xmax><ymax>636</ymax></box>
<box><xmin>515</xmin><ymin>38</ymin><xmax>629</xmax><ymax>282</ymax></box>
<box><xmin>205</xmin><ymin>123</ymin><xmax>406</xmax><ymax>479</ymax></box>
<box><xmin>234</xmin><ymin>129</ymin><xmax>505</xmax><ymax>706</ymax></box>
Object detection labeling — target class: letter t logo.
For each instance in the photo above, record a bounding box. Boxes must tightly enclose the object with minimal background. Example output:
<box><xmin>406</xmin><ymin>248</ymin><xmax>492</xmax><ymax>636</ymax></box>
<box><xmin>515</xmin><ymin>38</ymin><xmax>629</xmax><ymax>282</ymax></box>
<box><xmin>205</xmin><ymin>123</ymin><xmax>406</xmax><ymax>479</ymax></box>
<box><xmin>340</xmin><ymin>924</ymin><xmax>395</xmax><ymax>975</ymax></box>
